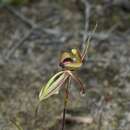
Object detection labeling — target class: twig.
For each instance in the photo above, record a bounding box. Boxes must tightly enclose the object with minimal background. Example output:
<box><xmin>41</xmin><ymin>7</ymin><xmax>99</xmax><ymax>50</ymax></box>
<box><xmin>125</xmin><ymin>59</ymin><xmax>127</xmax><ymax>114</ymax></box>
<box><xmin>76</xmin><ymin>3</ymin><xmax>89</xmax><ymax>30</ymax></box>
<box><xmin>3</xmin><ymin>5</ymin><xmax>71</xmax><ymax>59</ymax></box>
<box><xmin>3</xmin><ymin>5</ymin><xmax>40</xmax><ymax>60</ymax></box>
<box><xmin>4</xmin><ymin>26</ymin><xmax>71</xmax><ymax>60</ymax></box>
<box><xmin>96</xmin><ymin>96</ymin><xmax>105</xmax><ymax>130</ymax></box>
<box><xmin>84</xmin><ymin>0</ymin><xmax>91</xmax><ymax>33</ymax></box>
<box><xmin>97</xmin><ymin>111</ymin><xmax>103</xmax><ymax>130</ymax></box>
<box><xmin>10</xmin><ymin>119</ymin><xmax>24</xmax><ymax>130</ymax></box>
<box><xmin>4</xmin><ymin>5</ymin><xmax>36</xmax><ymax>28</ymax></box>
<box><xmin>5</xmin><ymin>28</ymin><xmax>34</xmax><ymax>60</ymax></box>
<box><xmin>3</xmin><ymin>5</ymin><xmax>125</xmax><ymax>60</ymax></box>
<box><xmin>80</xmin><ymin>0</ymin><xmax>91</xmax><ymax>50</ymax></box>
<box><xmin>4</xmin><ymin>5</ymin><xmax>68</xmax><ymax>36</ymax></box>
<box><xmin>57</xmin><ymin>113</ymin><xmax>93</xmax><ymax>124</ymax></box>
<box><xmin>81</xmin><ymin>24</ymin><xmax>97</xmax><ymax>61</ymax></box>
<box><xmin>4</xmin><ymin>26</ymin><xmax>125</xmax><ymax>61</ymax></box>
<box><xmin>4</xmin><ymin>6</ymin><xmax>68</xmax><ymax>36</ymax></box>
<box><xmin>107</xmin><ymin>22</ymin><xmax>121</xmax><ymax>34</ymax></box>
<box><xmin>80</xmin><ymin>31</ymin><xmax>124</xmax><ymax>41</ymax></box>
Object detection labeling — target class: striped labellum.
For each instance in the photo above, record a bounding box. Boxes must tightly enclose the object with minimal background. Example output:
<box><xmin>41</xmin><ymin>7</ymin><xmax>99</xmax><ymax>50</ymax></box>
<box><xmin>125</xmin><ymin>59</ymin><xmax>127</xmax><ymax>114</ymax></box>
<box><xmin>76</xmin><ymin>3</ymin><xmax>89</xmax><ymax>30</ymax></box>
<box><xmin>59</xmin><ymin>48</ymin><xmax>83</xmax><ymax>70</ymax></box>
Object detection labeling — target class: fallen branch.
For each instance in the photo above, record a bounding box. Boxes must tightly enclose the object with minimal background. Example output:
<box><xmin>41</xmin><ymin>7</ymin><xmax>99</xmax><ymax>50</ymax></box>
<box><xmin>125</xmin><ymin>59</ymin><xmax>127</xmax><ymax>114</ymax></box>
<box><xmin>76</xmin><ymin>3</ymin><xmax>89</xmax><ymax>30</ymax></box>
<box><xmin>57</xmin><ymin>113</ymin><xmax>93</xmax><ymax>124</ymax></box>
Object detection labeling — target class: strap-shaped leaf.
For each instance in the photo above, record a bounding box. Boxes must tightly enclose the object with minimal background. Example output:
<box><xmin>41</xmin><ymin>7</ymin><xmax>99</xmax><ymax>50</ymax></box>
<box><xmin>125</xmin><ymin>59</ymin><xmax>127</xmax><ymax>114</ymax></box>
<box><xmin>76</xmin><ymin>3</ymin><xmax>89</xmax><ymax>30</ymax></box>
<box><xmin>39</xmin><ymin>71</ymin><xmax>69</xmax><ymax>101</ymax></box>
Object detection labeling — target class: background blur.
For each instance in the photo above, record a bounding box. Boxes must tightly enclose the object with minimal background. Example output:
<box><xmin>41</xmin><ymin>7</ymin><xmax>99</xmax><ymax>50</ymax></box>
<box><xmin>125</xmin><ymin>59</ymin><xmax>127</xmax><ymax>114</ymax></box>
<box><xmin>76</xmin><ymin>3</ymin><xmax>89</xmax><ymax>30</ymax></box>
<box><xmin>0</xmin><ymin>0</ymin><xmax>130</xmax><ymax>130</ymax></box>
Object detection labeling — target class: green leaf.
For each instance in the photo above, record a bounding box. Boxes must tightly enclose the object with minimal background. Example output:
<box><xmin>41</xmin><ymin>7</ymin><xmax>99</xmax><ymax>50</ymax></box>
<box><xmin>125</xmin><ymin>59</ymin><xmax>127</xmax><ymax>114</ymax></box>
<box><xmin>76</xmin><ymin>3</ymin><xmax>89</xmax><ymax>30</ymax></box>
<box><xmin>39</xmin><ymin>71</ymin><xmax>69</xmax><ymax>101</ymax></box>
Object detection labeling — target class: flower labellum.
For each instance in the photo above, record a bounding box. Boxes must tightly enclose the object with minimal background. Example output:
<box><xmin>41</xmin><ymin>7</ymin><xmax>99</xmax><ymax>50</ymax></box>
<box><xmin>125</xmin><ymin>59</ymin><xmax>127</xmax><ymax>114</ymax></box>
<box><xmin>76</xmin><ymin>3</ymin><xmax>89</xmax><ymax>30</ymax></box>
<box><xmin>59</xmin><ymin>48</ymin><xmax>82</xmax><ymax>71</ymax></box>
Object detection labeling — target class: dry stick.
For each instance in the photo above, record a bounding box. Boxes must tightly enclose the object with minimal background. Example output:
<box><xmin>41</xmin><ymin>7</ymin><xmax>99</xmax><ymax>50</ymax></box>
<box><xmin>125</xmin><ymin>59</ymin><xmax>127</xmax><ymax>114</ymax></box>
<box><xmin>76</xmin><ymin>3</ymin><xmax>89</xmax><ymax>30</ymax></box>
<box><xmin>4</xmin><ymin>5</ymin><xmax>69</xmax><ymax>36</ymax></box>
<box><xmin>80</xmin><ymin>0</ymin><xmax>91</xmax><ymax>51</ymax></box>
<box><xmin>5</xmin><ymin>6</ymin><xmax>69</xmax><ymax>35</ymax></box>
<box><xmin>61</xmin><ymin>77</ymin><xmax>71</xmax><ymax>130</ymax></box>
<box><xmin>4</xmin><ymin>5</ymin><xmax>38</xmax><ymax>60</ymax></box>
<box><xmin>5</xmin><ymin>5</ymin><xmax>68</xmax><ymax>36</ymax></box>
<box><xmin>57</xmin><ymin>114</ymin><xmax>93</xmax><ymax>124</ymax></box>
<box><xmin>3</xmin><ymin>5</ymin><xmax>124</xmax><ymax>60</ymax></box>
<box><xmin>80</xmin><ymin>31</ymin><xmax>109</xmax><ymax>40</ymax></box>
<box><xmin>84</xmin><ymin>0</ymin><xmax>91</xmax><ymax>36</ymax></box>
<box><xmin>4</xmin><ymin>5</ymin><xmax>37</xmax><ymax>60</ymax></box>
<box><xmin>97</xmin><ymin>97</ymin><xmax>105</xmax><ymax>130</ymax></box>
<box><xmin>34</xmin><ymin>101</ymin><xmax>41</xmax><ymax>124</ymax></box>
<box><xmin>97</xmin><ymin>112</ymin><xmax>103</xmax><ymax>130</ymax></box>
<box><xmin>5</xmin><ymin>28</ymin><xmax>34</xmax><ymax>60</ymax></box>
<box><xmin>4</xmin><ymin>6</ymin><xmax>68</xmax><ymax>60</ymax></box>
<box><xmin>10</xmin><ymin>119</ymin><xmax>24</xmax><ymax>130</ymax></box>
<box><xmin>81</xmin><ymin>23</ymin><xmax>97</xmax><ymax>61</ymax></box>
<box><xmin>6</xmin><ymin>6</ymin><xmax>59</xmax><ymax>34</ymax></box>
<box><xmin>5</xmin><ymin>6</ymin><xmax>36</xmax><ymax>28</ymax></box>
<box><xmin>5</xmin><ymin>4</ymin><xmax>120</xmax><ymax>61</ymax></box>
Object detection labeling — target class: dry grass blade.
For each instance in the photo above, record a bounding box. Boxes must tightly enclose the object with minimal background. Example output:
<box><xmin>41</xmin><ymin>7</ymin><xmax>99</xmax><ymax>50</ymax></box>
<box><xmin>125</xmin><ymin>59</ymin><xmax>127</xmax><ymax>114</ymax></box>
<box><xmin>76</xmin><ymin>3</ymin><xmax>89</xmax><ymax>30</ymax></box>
<box><xmin>10</xmin><ymin>119</ymin><xmax>24</xmax><ymax>130</ymax></box>
<box><xmin>81</xmin><ymin>23</ymin><xmax>97</xmax><ymax>61</ymax></box>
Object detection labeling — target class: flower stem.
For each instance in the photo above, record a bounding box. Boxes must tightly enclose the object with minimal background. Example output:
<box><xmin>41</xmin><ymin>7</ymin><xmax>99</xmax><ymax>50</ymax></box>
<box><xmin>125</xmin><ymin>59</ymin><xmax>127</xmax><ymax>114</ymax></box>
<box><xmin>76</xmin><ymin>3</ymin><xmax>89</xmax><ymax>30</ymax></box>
<box><xmin>61</xmin><ymin>77</ymin><xmax>71</xmax><ymax>130</ymax></box>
